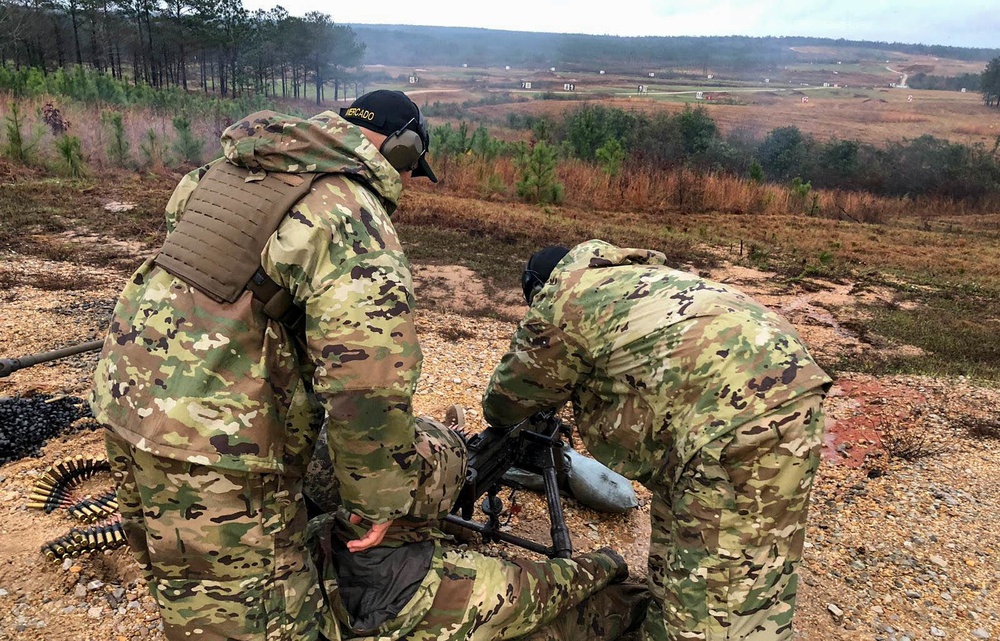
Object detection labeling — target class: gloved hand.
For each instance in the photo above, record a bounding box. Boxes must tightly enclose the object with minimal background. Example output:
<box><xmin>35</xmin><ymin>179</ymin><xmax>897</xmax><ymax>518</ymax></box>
<box><xmin>592</xmin><ymin>546</ymin><xmax>630</xmax><ymax>584</ymax></box>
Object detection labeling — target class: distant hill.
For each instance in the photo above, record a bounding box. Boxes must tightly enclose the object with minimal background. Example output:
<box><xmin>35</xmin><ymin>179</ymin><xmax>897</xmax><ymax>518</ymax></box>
<box><xmin>350</xmin><ymin>25</ymin><xmax>999</xmax><ymax>71</ymax></box>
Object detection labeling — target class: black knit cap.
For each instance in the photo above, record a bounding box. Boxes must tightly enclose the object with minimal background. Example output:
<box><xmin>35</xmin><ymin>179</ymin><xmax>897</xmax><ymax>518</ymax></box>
<box><xmin>339</xmin><ymin>90</ymin><xmax>437</xmax><ymax>182</ymax></box>
<box><xmin>522</xmin><ymin>246</ymin><xmax>570</xmax><ymax>304</ymax></box>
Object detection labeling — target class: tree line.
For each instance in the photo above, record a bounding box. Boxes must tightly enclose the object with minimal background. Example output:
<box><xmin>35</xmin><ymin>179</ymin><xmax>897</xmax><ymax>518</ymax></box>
<box><xmin>0</xmin><ymin>0</ymin><xmax>365</xmax><ymax>104</ymax></box>
<box><xmin>353</xmin><ymin>25</ymin><xmax>1000</xmax><ymax>71</ymax></box>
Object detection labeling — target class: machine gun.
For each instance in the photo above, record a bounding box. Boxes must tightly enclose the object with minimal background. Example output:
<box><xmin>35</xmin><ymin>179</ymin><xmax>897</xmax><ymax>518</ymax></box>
<box><xmin>0</xmin><ymin>340</ymin><xmax>104</xmax><ymax>379</ymax></box>
<box><xmin>444</xmin><ymin>410</ymin><xmax>574</xmax><ymax>559</ymax></box>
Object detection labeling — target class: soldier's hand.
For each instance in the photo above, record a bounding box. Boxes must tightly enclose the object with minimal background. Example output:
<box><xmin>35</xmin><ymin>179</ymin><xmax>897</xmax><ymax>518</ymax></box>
<box><xmin>346</xmin><ymin>513</ymin><xmax>393</xmax><ymax>552</ymax></box>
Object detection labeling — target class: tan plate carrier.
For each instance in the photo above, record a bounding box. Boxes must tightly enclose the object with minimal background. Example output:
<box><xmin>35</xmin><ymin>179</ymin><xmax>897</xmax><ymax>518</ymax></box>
<box><xmin>153</xmin><ymin>161</ymin><xmax>319</xmax><ymax>331</ymax></box>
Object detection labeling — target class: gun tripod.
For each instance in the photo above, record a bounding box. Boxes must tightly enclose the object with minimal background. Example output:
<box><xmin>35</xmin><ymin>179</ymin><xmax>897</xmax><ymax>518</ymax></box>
<box><xmin>445</xmin><ymin>420</ymin><xmax>573</xmax><ymax>559</ymax></box>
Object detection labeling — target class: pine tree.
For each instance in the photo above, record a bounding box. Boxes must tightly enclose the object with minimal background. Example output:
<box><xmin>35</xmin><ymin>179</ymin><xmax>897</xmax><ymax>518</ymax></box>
<box><xmin>516</xmin><ymin>141</ymin><xmax>563</xmax><ymax>205</ymax></box>
<box><xmin>983</xmin><ymin>57</ymin><xmax>1000</xmax><ymax>108</ymax></box>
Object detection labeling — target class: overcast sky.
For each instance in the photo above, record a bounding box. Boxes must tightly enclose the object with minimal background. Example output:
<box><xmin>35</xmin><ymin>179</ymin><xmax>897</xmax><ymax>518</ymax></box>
<box><xmin>241</xmin><ymin>0</ymin><xmax>998</xmax><ymax>49</ymax></box>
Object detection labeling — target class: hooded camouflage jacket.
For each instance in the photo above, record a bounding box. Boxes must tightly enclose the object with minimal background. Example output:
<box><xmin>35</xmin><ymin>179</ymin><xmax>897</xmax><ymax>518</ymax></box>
<box><xmin>91</xmin><ymin>111</ymin><xmax>422</xmax><ymax>522</ymax></box>
<box><xmin>483</xmin><ymin>240</ymin><xmax>832</xmax><ymax>489</ymax></box>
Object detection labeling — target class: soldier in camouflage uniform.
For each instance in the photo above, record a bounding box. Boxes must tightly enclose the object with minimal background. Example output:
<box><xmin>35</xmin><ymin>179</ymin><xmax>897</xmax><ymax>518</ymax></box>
<box><xmin>92</xmin><ymin>91</ymin><xmax>438</xmax><ymax>641</ymax></box>
<box><xmin>307</xmin><ymin>417</ymin><xmax>651</xmax><ymax>641</ymax></box>
<box><xmin>483</xmin><ymin>241</ymin><xmax>833</xmax><ymax>641</ymax></box>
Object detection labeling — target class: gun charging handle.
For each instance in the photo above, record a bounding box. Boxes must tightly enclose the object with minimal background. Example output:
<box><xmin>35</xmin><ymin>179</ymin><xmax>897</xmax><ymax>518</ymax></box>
<box><xmin>0</xmin><ymin>339</ymin><xmax>105</xmax><ymax>378</ymax></box>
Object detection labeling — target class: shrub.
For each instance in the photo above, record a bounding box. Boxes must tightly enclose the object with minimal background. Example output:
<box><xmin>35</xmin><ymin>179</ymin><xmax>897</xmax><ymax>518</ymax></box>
<box><xmin>564</xmin><ymin>104</ymin><xmax>638</xmax><ymax>161</ymax></box>
<box><xmin>102</xmin><ymin>111</ymin><xmax>132</xmax><ymax>168</ymax></box>
<box><xmin>3</xmin><ymin>102</ymin><xmax>34</xmax><ymax>164</ymax></box>
<box><xmin>758</xmin><ymin>126</ymin><xmax>809</xmax><ymax>180</ymax></box>
<box><xmin>675</xmin><ymin>106</ymin><xmax>718</xmax><ymax>156</ymax></box>
<box><xmin>595</xmin><ymin>137</ymin><xmax>625</xmax><ymax>176</ymax></box>
<box><xmin>881</xmin><ymin>421</ymin><xmax>939</xmax><ymax>462</ymax></box>
<box><xmin>172</xmin><ymin>115</ymin><xmax>203</xmax><ymax>165</ymax></box>
<box><xmin>468</xmin><ymin>125</ymin><xmax>504</xmax><ymax>161</ymax></box>
<box><xmin>54</xmin><ymin>135</ymin><xmax>86</xmax><ymax>178</ymax></box>
<box><xmin>516</xmin><ymin>141</ymin><xmax>563</xmax><ymax>205</ymax></box>
<box><xmin>432</xmin><ymin>121</ymin><xmax>471</xmax><ymax>156</ymax></box>
<box><xmin>140</xmin><ymin>128</ymin><xmax>165</xmax><ymax>169</ymax></box>
<box><xmin>41</xmin><ymin>103</ymin><xmax>69</xmax><ymax>136</ymax></box>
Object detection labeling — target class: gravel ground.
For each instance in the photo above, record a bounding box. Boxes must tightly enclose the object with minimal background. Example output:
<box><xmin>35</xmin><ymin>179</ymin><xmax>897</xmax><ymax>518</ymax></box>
<box><xmin>1</xmin><ymin>256</ymin><xmax>998</xmax><ymax>641</ymax></box>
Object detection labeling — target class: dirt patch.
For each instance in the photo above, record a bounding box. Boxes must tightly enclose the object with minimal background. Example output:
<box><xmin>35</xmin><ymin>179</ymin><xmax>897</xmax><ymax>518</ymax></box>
<box><xmin>706</xmin><ymin>263</ymin><xmax>919</xmax><ymax>367</ymax></box>
<box><xmin>412</xmin><ymin>263</ymin><xmax>525</xmax><ymax>321</ymax></box>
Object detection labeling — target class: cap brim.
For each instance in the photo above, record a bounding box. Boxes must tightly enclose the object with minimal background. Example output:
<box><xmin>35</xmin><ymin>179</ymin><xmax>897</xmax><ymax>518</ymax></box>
<box><xmin>412</xmin><ymin>155</ymin><xmax>438</xmax><ymax>183</ymax></box>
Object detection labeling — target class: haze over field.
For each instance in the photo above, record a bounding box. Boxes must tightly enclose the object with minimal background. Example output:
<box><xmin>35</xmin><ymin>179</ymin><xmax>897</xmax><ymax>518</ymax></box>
<box><xmin>240</xmin><ymin>0</ymin><xmax>999</xmax><ymax>48</ymax></box>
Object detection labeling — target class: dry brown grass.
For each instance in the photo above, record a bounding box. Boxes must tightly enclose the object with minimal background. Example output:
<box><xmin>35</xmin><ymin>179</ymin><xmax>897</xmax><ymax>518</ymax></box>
<box><xmin>403</xmin><ymin>161</ymin><xmax>1000</xmax><ymax>291</ymax></box>
<box><xmin>426</xmin><ymin>154</ymin><xmax>998</xmax><ymax>226</ymax></box>
<box><xmin>952</xmin><ymin>124</ymin><xmax>998</xmax><ymax>137</ymax></box>
<box><xmin>852</xmin><ymin>111</ymin><xmax>930</xmax><ymax>124</ymax></box>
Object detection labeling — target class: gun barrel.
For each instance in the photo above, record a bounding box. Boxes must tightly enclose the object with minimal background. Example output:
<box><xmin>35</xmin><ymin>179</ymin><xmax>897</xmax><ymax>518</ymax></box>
<box><xmin>0</xmin><ymin>339</ymin><xmax>105</xmax><ymax>378</ymax></box>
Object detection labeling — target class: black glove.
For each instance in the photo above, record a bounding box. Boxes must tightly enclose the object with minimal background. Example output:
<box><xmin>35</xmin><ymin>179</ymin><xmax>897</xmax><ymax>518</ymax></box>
<box><xmin>593</xmin><ymin>546</ymin><xmax>630</xmax><ymax>584</ymax></box>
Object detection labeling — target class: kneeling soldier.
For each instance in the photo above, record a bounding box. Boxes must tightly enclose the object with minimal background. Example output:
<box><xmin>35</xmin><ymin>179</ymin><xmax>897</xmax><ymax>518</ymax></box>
<box><xmin>308</xmin><ymin>417</ymin><xmax>651</xmax><ymax>641</ymax></box>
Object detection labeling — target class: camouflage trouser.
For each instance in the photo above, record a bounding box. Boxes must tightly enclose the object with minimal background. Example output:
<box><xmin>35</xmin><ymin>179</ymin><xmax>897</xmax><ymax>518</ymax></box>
<box><xmin>518</xmin><ymin>582</ymin><xmax>652</xmax><ymax>641</ymax></box>
<box><xmin>312</xmin><ymin>534</ymin><xmax>648</xmax><ymax>641</ymax></box>
<box><xmin>106</xmin><ymin>431</ymin><xmax>325</xmax><ymax>641</ymax></box>
<box><xmin>645</xmin><ymin>392</ymin><xmax>826</xmax><ymax>641</ymax></box>
<box><xmin>416</xmin><ymin>548</ymin><xmax>650</xmax><ymax>641</ymax></box>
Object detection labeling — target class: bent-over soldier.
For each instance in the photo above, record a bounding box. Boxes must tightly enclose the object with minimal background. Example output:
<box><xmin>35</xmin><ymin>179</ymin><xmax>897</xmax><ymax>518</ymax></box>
<box><xmin>483</xmin><ymin>240</ymin><xmax>832</xmax><ymax>641</ymax></box>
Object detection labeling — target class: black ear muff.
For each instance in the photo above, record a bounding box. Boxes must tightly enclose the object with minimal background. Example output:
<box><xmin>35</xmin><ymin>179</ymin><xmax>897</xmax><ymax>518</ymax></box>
<box><xmin>380</xmin><ymin>129</ymin><xmax>424</xmax><ymax>173</ymax></box>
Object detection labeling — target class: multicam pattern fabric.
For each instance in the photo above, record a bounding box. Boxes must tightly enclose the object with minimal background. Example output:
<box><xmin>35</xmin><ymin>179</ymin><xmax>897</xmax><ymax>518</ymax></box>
<box><xmin>91</xmin><ymin>110</ymin><xmax>422</xmax><ymax>523</ymax></box>
<box><xmin>482</xmin><ymin>240</ymin><xmax>832</xmax><ymax>640</ymax></box>
<box><xmin>520</xmin><ymin>584</ymin><xmax>651</xmax><ymax>641</ymax></box>
<box><xmin>306</xmin><ymin>416</ymin><xmax>469</xmax><ymax>523</ymax></box>
<box><xmin>106</xmin><ymin>431</ymin><xmax>325</xmax><ymax>641</ymax></box>
<box><xmin>307</xmin><ymin>511</ymin><xmax>641</xmax><ymax>641</ymax></box>
<box><xmin>647</xmin><ymin>393</ymin><xmax>825</xmax><ymax>640</ymax></box>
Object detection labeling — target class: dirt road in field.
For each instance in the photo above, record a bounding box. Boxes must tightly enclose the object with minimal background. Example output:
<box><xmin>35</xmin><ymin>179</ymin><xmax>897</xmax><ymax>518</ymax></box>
<box><xmin>887</xmin><ymin>66</ymin><xmax>910</xmax><ymax>88</ymax></box>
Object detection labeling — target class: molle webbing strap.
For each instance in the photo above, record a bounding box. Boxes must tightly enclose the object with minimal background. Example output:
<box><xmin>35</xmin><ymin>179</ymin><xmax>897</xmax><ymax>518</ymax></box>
<box><xmin>153</xmin><ymin>162</ymin><xmax>317</xmax><ymax>325</ymax></box>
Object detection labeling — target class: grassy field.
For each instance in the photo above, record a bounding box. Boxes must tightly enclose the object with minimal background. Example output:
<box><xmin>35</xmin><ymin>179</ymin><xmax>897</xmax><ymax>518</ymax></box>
<box><xmin>391</xmin><ymin>52</ymin><xmax>1000</xmax><ymax>146</ymax></box>
<box><xmin>394</xmin><ymin>179</ymin><xmax>1000</xmax><ymax>381</ymax></box>
<box><xmin>2</xmin><ymin>43</ymin><xmax>999</xmax><ymax>382</ymax></box>
<box><xmin>2</xmin><ymin>161</ymin><xmax>998</xmax><ymax>382</ymax></box>
<box><xmin>463</xmin><ymin>90</ymin><xmax>1000</xmax><ymax>146</ymax></box>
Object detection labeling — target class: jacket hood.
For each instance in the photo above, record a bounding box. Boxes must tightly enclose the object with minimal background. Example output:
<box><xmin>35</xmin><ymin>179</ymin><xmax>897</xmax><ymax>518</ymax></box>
<box><xmin>562</xmin><ymin>240</ymin><xmax>668</xmax><ymax>271</ymax></box>
<box><xmin>220</xmin><ymin>110</ymin><xmax>402</xmax><ymax>209</ymax></box>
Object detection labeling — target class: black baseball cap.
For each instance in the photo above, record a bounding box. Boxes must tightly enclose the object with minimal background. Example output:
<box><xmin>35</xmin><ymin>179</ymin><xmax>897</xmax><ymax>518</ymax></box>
<box><xmin>339</xmin><ymin>90</ymin><xmax>437</xmax><ymax>182</ymax></box>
